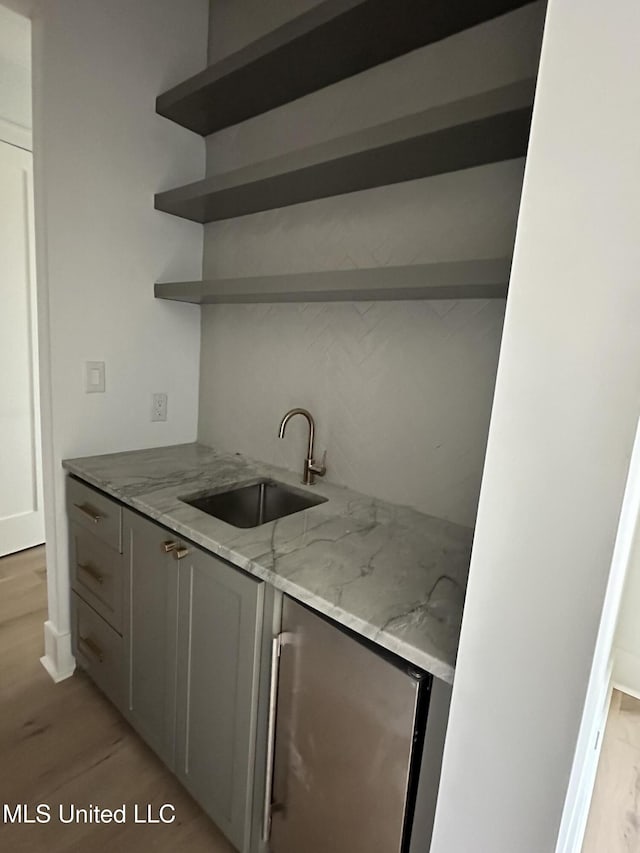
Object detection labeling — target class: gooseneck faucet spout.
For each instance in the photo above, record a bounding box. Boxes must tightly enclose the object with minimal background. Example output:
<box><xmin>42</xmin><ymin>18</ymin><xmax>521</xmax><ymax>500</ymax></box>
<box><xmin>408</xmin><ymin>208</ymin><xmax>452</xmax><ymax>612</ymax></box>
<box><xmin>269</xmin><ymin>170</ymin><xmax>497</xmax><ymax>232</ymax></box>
<box><xmin>278</xmin><ymin>408</ymin><xmax>327</xmax><ymax>486</ymax></box>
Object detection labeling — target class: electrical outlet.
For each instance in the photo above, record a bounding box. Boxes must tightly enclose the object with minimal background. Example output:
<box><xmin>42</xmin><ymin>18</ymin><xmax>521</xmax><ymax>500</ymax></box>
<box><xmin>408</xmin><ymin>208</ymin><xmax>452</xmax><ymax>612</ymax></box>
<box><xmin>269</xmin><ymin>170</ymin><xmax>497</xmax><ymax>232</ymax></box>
<box><xmin>151</xmin><ymin>392</ymin><xmax>168</xmax><ymax>422</ymax></box>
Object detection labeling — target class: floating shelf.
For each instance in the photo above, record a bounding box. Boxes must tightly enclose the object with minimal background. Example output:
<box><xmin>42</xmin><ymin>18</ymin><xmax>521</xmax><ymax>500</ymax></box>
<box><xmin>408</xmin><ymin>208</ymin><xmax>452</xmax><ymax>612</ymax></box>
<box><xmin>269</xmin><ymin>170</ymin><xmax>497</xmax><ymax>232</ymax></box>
<box><xmin>154</xmin><ymin>80</ymin><xmax>534</xmax><ymax>224</ymax></box>
<box><xmin>156</xmin><ymin>0</ymin><xmax>533</xmax><ymax>136</ymax></box>
<box><xmin>154</xmin><ymin>259</ymin><xmax>511</xmax><ymax>304</ymax></box>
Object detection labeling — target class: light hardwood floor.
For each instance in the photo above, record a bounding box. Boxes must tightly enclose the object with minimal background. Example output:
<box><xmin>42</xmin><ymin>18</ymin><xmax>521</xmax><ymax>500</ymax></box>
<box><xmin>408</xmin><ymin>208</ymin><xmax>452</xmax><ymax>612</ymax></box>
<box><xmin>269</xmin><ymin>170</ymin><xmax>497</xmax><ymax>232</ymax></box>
<box><xmin>583</xmin><ymin>688</ymin><xmax>640</xmax><ymax>852</ymax></box>
<box><xmin>0</xmin><ymin>545</ymin><xmax>236</xmax><ymax>853</ymax></box>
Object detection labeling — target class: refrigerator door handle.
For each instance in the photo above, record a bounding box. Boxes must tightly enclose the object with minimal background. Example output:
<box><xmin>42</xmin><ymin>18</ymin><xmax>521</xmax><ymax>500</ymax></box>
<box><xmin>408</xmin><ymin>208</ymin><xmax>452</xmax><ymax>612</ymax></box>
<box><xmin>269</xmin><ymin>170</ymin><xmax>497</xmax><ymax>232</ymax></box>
<box><xmin>263</xmin><ymin>634</ymin><xmax>283</xmax><ymax>843</ymax></box>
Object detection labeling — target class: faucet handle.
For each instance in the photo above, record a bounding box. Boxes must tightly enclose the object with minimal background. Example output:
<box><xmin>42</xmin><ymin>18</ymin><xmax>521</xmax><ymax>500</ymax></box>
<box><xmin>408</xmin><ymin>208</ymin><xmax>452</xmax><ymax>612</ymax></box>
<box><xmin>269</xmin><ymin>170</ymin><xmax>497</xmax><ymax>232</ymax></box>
<box><xmin>309</xmin><ymin>450</ymin><xmax>327</xmax><ymax>478</ymax></box>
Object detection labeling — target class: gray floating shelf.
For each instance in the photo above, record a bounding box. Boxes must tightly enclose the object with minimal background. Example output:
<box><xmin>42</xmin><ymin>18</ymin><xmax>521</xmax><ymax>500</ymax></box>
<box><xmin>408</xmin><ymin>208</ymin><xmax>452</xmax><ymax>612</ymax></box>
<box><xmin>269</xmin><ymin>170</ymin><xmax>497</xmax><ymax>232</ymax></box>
<box><xmin>154</xmin><ymin>259</ymin><xmax>511</xmax><ymax>304</ymax></box>
<box><xmin>156</xmin><ymin>0</ymin><xmax>533</xmax><ymax>136</ymax></box>
<box><xmin>154</xmin><ymin>81</ymin><xmax>534</xmax><ymax>224</ymax></box>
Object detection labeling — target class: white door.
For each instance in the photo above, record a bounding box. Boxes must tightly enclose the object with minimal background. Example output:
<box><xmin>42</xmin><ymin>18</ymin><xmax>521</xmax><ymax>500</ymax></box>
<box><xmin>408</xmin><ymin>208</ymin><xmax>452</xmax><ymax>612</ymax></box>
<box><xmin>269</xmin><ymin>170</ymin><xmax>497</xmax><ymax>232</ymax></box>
<box><xmin>0</xmin><ymin>140</ymin><xmax>44</xmax><ymax>556</ymax></box>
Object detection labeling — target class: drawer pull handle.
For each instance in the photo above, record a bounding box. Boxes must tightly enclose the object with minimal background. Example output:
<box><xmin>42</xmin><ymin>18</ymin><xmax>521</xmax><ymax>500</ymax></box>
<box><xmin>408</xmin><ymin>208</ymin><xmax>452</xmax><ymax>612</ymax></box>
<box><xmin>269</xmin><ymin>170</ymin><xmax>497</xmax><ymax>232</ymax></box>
<box><xmin>162</xmin><ymin>540</ymin><xmax>178</xmax><ymax>553</ymax></box>
<box><xmin>173</xmin><ymin>546</ymin><xmax>190</xmax><ymax>561</ymax></box>
<box><xmin>78</xmin><ymin>562</ymin><xmax>104</xmax><ymax>585</ymax></box>
<box><xmin>79</xmin><ymin>636</ymin><xmax>104</xmax><ymax>663</ymax></box>
<box><xmin>74</xmin><ymin>503</ymin><xmax>102</xmax><ymax>524</ymax></box>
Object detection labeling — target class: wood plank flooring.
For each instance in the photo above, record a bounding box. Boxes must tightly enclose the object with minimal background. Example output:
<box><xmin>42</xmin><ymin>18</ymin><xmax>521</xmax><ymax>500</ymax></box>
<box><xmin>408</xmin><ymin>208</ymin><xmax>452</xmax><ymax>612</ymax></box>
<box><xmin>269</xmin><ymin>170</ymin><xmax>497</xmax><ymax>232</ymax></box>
<box><xmin>583</xmin><ymin>688</ymin><xmax>640</xmax><ymax>852</ymax></box>
<box><xmin>0</xmin><ymin>546</ymin><xmax>236</xmax><ymax>853</ymax></box>
<box><xmin>10</xmin><ymin>546</ymin><xmax>640</xmax><ymax>852</ymax></box>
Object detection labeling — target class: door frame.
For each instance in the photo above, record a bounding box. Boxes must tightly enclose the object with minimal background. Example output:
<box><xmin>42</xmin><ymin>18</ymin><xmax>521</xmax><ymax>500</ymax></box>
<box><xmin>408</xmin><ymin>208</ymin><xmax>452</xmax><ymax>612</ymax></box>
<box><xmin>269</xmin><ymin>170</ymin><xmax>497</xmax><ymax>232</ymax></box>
<box><xmin>0</xmin><ymin>134</ymin><xmax>45</xmax><ymax>556</ymax></box>
<box><xmin>556</xmin><ymin>414</ymin><xmax>640</xmax><ymax>852</ymax></box>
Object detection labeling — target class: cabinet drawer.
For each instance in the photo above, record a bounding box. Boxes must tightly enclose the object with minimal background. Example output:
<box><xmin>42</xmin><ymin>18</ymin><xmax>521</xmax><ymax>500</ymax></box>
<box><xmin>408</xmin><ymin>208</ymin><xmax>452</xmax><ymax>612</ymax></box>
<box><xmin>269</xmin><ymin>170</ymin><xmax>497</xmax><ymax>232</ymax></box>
<box><xmin>70</xmin><ymin>524</ymin><xmax>123</xmax><ymax>633</ymax></box>
<box><xmin>72</xmin><ymin>592</ymin><xmax>124</xmax><ymax>710</ymax></box>
<box><xmin>67</xmin><ymin>477</ymin><xmax>122</xmax><ymax>552</ymax></box>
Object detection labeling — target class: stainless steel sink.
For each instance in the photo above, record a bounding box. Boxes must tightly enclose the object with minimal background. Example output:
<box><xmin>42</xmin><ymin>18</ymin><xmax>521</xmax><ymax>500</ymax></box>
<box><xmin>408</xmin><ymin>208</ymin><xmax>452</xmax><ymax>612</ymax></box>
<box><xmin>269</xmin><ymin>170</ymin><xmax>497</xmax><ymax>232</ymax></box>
<box><xmin>181</xmin><ymin>478</ymin><xmax>327</xmax><ymax>528</ymax></box>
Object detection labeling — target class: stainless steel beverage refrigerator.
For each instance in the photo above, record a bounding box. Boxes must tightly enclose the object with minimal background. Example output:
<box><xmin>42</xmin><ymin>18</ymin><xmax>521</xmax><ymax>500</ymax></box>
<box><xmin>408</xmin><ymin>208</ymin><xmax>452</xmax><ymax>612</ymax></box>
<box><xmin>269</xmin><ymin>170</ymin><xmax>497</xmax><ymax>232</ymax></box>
<box><xmin>263</xmin><ymin>596</ymin><xmax>437</xmax><ymax>853</ymax></box>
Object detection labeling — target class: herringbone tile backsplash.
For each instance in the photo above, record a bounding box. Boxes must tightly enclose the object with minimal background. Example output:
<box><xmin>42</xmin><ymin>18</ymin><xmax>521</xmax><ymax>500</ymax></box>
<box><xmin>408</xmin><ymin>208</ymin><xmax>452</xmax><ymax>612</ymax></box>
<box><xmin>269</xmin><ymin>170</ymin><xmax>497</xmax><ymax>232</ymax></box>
<box><xmin>199</xmin><ymin>298</ymin><xmax>505</xmax><ymax>528</ymax></box>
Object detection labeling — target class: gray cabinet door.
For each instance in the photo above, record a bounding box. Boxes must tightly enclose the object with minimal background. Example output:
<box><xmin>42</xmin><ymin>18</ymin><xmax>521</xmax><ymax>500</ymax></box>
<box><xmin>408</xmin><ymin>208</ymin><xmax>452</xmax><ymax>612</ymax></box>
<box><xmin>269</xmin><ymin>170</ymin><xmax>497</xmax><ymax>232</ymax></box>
<box><xmin>123</xmin><ymin>509</ymin><xmax>180</xmax><ymax>769</ymax></box>
<box><xmin>175</xmin><ymin>546</ymin><xmax>264</xmax><ymax>853</ymax></box>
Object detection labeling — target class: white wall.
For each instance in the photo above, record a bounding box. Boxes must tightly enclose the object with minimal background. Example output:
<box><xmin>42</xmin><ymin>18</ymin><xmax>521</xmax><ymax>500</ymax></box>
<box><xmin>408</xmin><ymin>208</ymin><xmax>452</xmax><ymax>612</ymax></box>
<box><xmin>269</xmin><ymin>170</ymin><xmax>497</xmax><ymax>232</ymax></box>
<box><xmin>31</xmin><ymin>0</ymin><xmax>208</xmax><ymax>680</ymax></box>
<box><xmin>430</xmin><ymin>0</ymin><xmax>640</xmax><ymax>850</ymax></box>
<box><xmin>0</xmin><ymin>4</ymin><xmax>31</xmax><ymax>148</ymax></box>
<box><xmin>207</xmin><ymin>0</ymin><xmax>320</xmax><ymax>63</ymax></box>
<box><xmin>199</xmin><ymin>2</ymin><xmax>545</xmax><ymax>527</ymax></box>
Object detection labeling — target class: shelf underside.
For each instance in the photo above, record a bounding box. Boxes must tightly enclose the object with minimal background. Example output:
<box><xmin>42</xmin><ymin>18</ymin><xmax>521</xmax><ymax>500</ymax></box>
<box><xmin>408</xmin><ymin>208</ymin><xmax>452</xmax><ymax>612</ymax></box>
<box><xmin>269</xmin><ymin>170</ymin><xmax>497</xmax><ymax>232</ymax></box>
<box><xmin>156</xmin><ymin>0</ymin><xmax>533</xmax><ymax>135</ymax></box>
<box><xmin>154</xmin><ymin>81</ymin><xmax>534</xmax><ymax>224</ymax></box>
<box><xmin>154</xmin><ymin>260</ymin><xmax>511</xmax><ymax>304</ymax></box>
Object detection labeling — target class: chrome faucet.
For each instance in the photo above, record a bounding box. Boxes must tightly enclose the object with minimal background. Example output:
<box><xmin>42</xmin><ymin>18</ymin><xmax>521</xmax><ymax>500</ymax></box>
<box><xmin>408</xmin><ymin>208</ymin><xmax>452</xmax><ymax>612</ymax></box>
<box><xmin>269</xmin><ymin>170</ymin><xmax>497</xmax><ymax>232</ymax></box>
<box><xmin>278</xmin><ymin>408</ymin><xmax>327</xmax><ymax>485</ymax></box>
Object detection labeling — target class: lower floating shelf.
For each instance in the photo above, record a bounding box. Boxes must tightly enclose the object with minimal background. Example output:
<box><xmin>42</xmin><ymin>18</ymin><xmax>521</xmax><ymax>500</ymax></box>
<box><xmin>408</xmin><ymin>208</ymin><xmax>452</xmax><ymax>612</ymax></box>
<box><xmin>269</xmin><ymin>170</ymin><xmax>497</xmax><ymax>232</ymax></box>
<box><xmin>154</xmin><ymin>259</ymin><xmax>511</xmax><ymax>304</ymax></box>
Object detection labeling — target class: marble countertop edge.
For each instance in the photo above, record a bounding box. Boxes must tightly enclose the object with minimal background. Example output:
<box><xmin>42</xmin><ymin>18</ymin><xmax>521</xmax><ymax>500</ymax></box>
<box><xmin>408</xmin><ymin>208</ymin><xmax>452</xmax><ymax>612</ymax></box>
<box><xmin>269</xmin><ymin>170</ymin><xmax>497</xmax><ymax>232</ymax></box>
<box><xmin>62</xmin><ymin>443</ymin><xmax>471</xmax><ymax>685</ymax></box>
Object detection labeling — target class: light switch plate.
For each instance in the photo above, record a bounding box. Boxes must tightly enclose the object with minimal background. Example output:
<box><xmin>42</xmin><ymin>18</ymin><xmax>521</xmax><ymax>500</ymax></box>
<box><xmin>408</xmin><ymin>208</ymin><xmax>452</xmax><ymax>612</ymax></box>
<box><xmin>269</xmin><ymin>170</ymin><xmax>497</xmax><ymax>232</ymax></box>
<box><xmin>85</xmin><ymin>361</ymin><xmax>105</xmax><ymax>393</ymax></box>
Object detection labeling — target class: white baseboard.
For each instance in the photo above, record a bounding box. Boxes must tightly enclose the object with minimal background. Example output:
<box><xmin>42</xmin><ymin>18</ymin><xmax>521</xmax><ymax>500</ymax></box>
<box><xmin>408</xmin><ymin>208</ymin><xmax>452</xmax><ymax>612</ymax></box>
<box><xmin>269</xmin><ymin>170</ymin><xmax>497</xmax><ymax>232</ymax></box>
<box><xmin>40</xmin><ymin>619</ymin><xmax>75</xmax><ymax>683</ymax></box>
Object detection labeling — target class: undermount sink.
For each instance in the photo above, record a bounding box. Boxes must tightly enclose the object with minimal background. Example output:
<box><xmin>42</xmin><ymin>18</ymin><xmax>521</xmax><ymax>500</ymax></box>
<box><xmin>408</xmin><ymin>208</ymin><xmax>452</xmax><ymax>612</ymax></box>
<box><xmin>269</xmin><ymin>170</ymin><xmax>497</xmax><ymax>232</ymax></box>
<box><xmin>181</xmin><ymin>478</ymin><xmax>327</xmax><ymax>528</ymax></box>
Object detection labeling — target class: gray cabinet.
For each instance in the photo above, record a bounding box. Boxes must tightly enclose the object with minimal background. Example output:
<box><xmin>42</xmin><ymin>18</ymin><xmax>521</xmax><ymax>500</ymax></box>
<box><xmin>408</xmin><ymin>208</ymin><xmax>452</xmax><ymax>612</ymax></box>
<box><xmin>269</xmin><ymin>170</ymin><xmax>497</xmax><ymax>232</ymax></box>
<box><xmin>68</xmin><ymin>481</ymin><xmax>271</xmax><ymax>852</ymax></box>
<box><xmin>67</xmin><ymin>476</ymin><xmax>122</xmax><ymax>551</ymax></box>
<box><xmin>122</xmin><ymin>509</ymin><xmax>180</xmax><ymax>768</ymax></box>
<box><xmin>71</xmin><ymin>591</ymin><xmax>124</xmax><ymax>710</ymax></box>
<box><xmin>70</xmin><ymin>522</ymin><xmax>124</xmax><ymax>633</ymax></box>
<box><xmin>122</xmin><ymin>507</ymin><xmax>266</xmax><ymax>852</ymax></box>
<box><xmin>67</xmin><ymin>477</ymin><xmax>124</xmax><ymax>711</ymax></box>
<box><xmin>175</xmin><ymin>545</ymin><xmax>265</xmax><ymax>852</ymax></box>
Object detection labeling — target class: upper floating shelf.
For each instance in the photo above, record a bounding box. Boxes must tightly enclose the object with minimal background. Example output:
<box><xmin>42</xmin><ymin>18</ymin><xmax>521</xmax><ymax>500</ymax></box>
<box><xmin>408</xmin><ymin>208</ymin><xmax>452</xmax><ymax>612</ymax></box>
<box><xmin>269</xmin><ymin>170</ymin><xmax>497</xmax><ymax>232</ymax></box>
<box><xmin>154</xmin><ymin>259</ymin><xmax>511</xmax><ymax>304</ymax></box>
<box><xmin>154</xmin><ymin>80</ymin><xmax>534</xmax><ymax>224</ymax></box>
<box><xmin>156</xmin><ymin>0</ymin><xmax>533</xmax><ymax>136</ymax></box>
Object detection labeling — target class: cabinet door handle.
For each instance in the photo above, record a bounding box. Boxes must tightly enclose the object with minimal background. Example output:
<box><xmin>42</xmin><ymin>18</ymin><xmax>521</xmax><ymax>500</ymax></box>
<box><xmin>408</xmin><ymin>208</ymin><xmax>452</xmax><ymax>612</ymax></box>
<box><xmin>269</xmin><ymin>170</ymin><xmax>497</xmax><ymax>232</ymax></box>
<box><xmin>79</xmin><ymin>635</ymin><xmax>104</xmax><ymax>663</ymax></box>
<box><xmin>74</xmin><ymin>503</ymin><xmax>102</xmax><ymax>524</ymax></box>
<box><xmin>263</xmin><ymin>635</ymin><xmax>283</xmax><ymax>842</ymax></box>
<box><xmin>172</xmin><ymin>546</ymin><xmax>190</xmax><ymax>560</ymax></box>
<box><xmin>162</xmin><ymin>540</ymin><xmax>178</xmax><ymax>553</ymax></box>
<box><xmin>78</xmin><ymin>562</ymin><xmax>104</xmax><ymax>585</ymax></box>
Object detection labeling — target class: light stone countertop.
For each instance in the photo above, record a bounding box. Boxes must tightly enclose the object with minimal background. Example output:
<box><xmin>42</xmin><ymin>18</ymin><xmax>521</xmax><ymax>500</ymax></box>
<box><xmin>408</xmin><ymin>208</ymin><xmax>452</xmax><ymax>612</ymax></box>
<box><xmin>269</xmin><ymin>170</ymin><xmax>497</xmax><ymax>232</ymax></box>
<box><xmin>63</xmin><ymin>443</ymin><xmax>473</xmax><ymax>683</ymax></box>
